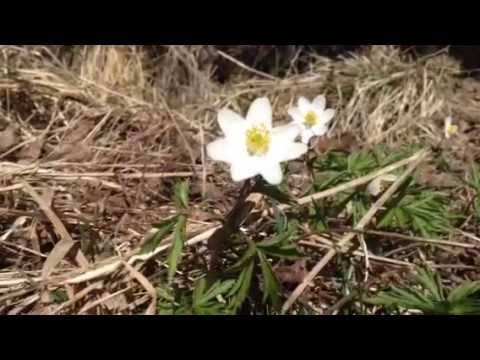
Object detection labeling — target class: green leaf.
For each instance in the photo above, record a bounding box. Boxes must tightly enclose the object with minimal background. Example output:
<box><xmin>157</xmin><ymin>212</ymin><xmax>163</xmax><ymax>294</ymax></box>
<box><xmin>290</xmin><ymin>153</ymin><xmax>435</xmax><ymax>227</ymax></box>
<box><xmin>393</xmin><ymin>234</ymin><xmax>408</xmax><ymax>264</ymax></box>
<box><xmin>415</xmin><ymin>267</ymin><xmax>445</xmax><ymax>302</ymax></box>
<box><xmin>167</xmin><ymin>214</ymin><xmax>187</xmax><ymax>284</ymax></box>
<box><xmin>447</xmin><ymin>300</ymin><xmax>480</xmax><ymax>315</ymax></box>
<box><xmin>193</xmin><ymin>278</ymin><xmax>207</xmax><ymax>306</ymax></box>
<box><xmin>157</xmin><ymin>285</ymin><xmax>175</xmax><ymax>302</ymax></box>
<box><xmin>260</xmin><ymin>246</ymin><xmax>303</xmax><ymax>260</ymax></box>
<box><xmin>367</xmin><ymin>287</ymin><xmax>436</xmax><ymax>313</ymax></box>
<box><xmin>50</xmin><ymin>288</ymin><xmax>69</xmax><ymax>304</ymax></box>
<box><xmin>174</xmin><ymin>181</ymin><xmax>190</xmax><ymax>210</ymax></box>
<box><xmin>257</xmin><ymin>250</ymin><xmax>281</xmax><ymax>306</ymax></box>
<box><xmin>227</xmin><ymin>239</ymin><xmax>257</xmax><ymax>273</ymax></box>
<box><xmin>229</xmin><ymin>258</ymin><xmax>255</xmax><ymax>311</ymax></box>
<box><xmin>140</xmin><ymin>216</ymin><xmax>179</xmax><ymax>254</ymax></box>
<box><xmin>257</xmin><ymin>183</ymin><xmax>295</xmax><ymax>205</ymax></box>
<box><xmin>273</xmin><ymin>205</ymin><xmax>287</xmax><ymax>234</ymax></box>
<box><xmin>448</xmin><ymin>281</ymin><xmax>480</xmax><ymax>304</ymax></box>
<box><xmin>198</xmin><ymin>279</ymin><xmax>236</xmax><ymax>307</ymax></box>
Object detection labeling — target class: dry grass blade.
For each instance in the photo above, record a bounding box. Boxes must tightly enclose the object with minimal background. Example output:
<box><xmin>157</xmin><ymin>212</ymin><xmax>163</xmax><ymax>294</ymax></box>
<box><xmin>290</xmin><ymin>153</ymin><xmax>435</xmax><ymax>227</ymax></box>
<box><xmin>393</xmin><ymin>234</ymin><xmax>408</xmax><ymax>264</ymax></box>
<box><xmin>281</xmin><ymin>149</ymin><xmax>430</xmax><ymax>313</ymax></box>
<box><xmin>348</xmin><ymin>229</ymin><xmax>477</xmax><ymax>249</ymax></box>
<box><xmin>78</xmin><ymin>287</ymin><xmax>131</xmax><ymax>314</ymax></box>
<box><xmin>0</xmin><ymin>225</ymin><xmax>220</xmax><ymax>288</ymax></box>
<box><xmin>217</xmin><ymin>50</ymin><xmax>279</xmax><ymax>81</ymax></box>
<box><xmin>21</xmin><ymin>182</ymin><xmax>88</xmax><ymax>280</ymax></box>
<box><xmin>122</xmin><ymin>261</ymin><xmax>156</xmax><ymax>315</ymax></box>
<box><xmin>52</xmin><ymin>281</ymin><xmax>104</xmax><ymax>314</ymax></box>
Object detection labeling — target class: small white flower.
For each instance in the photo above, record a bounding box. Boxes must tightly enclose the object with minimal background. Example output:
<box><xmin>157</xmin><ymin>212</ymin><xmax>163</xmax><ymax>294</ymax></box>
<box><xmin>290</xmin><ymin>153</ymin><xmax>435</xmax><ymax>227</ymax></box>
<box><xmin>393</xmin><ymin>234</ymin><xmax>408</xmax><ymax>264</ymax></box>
<box><xmin>207</xmin><ymin>97</ymin><xmax>307</xmax><ymax>185</ymax></box>
<box><xmin>288</xmin><ymin>95</ymin><xmax>335</xmax><ymax>144</ymax></box>
<box><xmin>444</xmin><ymin>116</ymin><xmax>458</xmax><ymax>139</ymax></box>
<box><xmin>367</xmin><ymin>174</ymin><xmax>398</xmax><ymax>197</ymax></box>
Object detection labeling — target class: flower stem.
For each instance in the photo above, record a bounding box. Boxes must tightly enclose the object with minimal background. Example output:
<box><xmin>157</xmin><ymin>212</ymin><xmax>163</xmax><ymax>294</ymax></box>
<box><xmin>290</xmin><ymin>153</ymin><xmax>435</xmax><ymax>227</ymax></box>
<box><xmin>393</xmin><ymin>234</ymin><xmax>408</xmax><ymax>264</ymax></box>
<box><xmin>206</xmin><ymin>177</ymin><xmax>260</xmax><ymax>281</ymax></box>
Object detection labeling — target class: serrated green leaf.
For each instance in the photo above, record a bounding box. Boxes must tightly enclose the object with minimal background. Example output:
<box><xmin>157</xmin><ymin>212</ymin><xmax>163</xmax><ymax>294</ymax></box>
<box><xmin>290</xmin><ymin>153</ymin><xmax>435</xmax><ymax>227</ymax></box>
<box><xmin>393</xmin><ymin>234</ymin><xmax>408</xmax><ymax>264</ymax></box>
<box><xmin>174</xmin><ymin>181</ymin><xmax>189</xmax><ymax>210</ymax></box>
<box><xmin>230</xmin><ymin>258</ymin><xmax>254</xmax><ymax>311</ymax></box>
<box><xmin>198</xmin><ymin>279</ymin><xmax>236</xmax><ymax>306</ymax></box>
<box><xmin>448</xmin><ymin>281</ymin><xmax>480</xmax><ymax>304</ymax></box>
<box><xmin>140</xmin><ymin>216</ymin><xmax>179</xmax><ymax>254</ymax></box>
<box><xmin>193</xmin><ymin>278</ymin><xmax>207</xmax><ymax>305</ymax></box>
<box><xmin>157</xmin><ymin>286</ymin><xmax>175</xmax><ymax>302</ymax></box>
<box><xmin>260</xmin><ymin>246</ymin><xmax>303</xmax><ymax>260</ymax></box>
<box><xmin>415</xmin><ymin>267</ymin><xmax>444</xmax><ymax>302</ymax></box>
<box><xmin>447</xmin><ymin>300</ymin><xmax>480</xmax><ymax>315</ymax></box>
<box><xmin>257</xmin><ymin>250</ymin><xmax>281</xmax><ymax>305</ymax></box>
<box><xmin>227</xmin><ymin>239</ymin><xmax>257</xmax><ymax>273</ymax></box>
<box><xmin>167</xmin><ymin>214</ymin><xmax>187</xmax><ymax>284</ymax></box>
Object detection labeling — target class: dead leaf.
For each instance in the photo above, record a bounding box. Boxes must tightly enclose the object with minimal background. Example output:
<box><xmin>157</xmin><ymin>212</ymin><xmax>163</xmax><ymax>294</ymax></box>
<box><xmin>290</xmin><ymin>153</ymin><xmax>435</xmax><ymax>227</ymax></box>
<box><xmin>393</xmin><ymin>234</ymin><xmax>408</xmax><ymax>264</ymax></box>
<box><xmin>48</xmin><ymin>142</ymin><xmax>92</xmax><ymax>162</ymax></box>
<box><xmin>274</xmin><ymin>259</ymin><xmax>308</xmax><ymax>286</ymax></box>
<box><xmin>17</xmin><ymin>137</ymin><xmax>44</xmax><ymax>163</ymax></box>
<box><xmin>22</xmin><ymin>183</ymin><xmax>76</xmax><ymax>279</ymax></box>
<box><xmin>63</xmin><ymin>119</ymin><xmax>96</xmax><ymax>143</ymax></box>
<box><xmin>419</xmin><ymin>164</ymin><xmax>461</xmax><ymax>188</ymax></box>
<box><xmin>0</xmin><ymin>124</ymin><xmax>18</xmax><ymax>152</ymax></box>
<box><xmin>314</xmin><ymin>132</ymin><xmax>359</xmax><ymax>154</ymax></box>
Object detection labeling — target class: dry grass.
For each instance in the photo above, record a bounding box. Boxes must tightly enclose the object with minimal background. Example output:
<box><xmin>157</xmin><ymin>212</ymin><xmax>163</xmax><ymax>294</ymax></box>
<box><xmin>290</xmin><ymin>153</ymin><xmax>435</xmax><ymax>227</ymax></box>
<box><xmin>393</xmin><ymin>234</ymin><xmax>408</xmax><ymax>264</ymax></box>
<box><xmin>1</xmin><ymin>45</ymin><xmax>479</xmax><ymax>314</ymax></box>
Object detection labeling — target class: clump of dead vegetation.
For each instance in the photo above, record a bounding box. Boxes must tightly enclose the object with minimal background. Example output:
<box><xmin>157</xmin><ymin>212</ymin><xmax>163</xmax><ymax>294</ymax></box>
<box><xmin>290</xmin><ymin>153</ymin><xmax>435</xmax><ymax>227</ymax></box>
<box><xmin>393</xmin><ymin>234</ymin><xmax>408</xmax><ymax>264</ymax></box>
<box><xmin>1</xmin><ymin>45</ymin><xmax>480</xmax><ymax>315</ymax></box>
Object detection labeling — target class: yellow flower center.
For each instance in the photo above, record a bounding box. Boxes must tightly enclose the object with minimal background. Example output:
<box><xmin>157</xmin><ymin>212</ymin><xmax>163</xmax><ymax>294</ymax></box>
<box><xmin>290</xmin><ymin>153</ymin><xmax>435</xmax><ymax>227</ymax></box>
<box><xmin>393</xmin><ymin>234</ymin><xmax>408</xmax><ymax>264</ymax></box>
<box><xmin>246</xmin><ymin>125</ymin><xmax>270</xmax><ymax>156</ymax></box>
<box><xmin>446</xmin><ymin>124</ymin><xmax>458</xmax><ymax>137</ymax></box>
<box><xmin>304</xmin><ymin>111</ymin><xmax>318</xmax><ymax>128</ymax></box>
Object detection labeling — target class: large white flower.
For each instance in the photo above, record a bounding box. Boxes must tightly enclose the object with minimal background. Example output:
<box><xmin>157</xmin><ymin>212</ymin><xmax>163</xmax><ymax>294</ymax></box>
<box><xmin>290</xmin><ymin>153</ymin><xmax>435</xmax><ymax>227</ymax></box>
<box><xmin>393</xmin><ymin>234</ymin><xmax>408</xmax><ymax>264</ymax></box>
<box><xmin>288</xmin><ymin>95</ymin><xmax>335</xmax><ymax>144</ymax></box>
<box><xmin>207</xmin><ymin>97</ymin><xmax>307</xmax><ymax>185</ymax></box>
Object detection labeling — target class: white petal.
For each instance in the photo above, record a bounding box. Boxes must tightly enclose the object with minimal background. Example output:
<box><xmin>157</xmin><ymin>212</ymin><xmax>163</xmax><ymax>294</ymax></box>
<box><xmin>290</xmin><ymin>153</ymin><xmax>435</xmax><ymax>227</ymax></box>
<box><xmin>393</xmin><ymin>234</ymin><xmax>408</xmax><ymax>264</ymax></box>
<box><xmin>218</xmin><ymin>108</ymin><xmax>246</xmax><ymax>137</ymax></box>
<box><xmin>206</xmin><ymin>138</ymin><xmax>235</xmax><ymax>163</ymax></box>
<box><xmin>288</xmin><ymin>107</ymin><xmax>305</xmax><ymax>124</ymax></box>
<box><xmin>301</xmin><ymin>129</ymin><xmax>314</xmax><ymax>144</ymax></box>
<box><xmin>230</xmin><ymin>159</ymin><xmax>259</xmax><ymax>182</ymax></box>
<box><xmin>312</xmin><ymin>124</ymin><xmax>328</xmax><ymax>137</ymax></box>
<box><xmin>260</xmin><ymin>163</ymin><xmax>283</xmax><ymax>185</ymax></box>
<box><xmin>281</xmin><ymin>142</ymin><xmax>308</xmax><ymax>162</ymax></box>
<box><xmin>272</xmin><ymin>123</ymin><xmax>301</xmax><ymax>143</ymax></box>
<box><xmin>269</xmin><ymin>124</ymin><xmax>303</xmax><ymax>161</ymax></box>
<box><xmin>312</xmin><ymin>95</ymin><xmax>326</xmax><ymax>112</ymax></box>
<box><xmin>298</xmin><ymin>97</ymin><xmax>311</xmax><ymax>114</ymax></box>
<box><xmin>319</xmin><ymin>108</ymin><xmax>335</xmax><ymax>124</ymax></box>
<box><xmin>246</xmin><ymin>97</ymin><xmax>272</xmax><ymax>128</ymax></box>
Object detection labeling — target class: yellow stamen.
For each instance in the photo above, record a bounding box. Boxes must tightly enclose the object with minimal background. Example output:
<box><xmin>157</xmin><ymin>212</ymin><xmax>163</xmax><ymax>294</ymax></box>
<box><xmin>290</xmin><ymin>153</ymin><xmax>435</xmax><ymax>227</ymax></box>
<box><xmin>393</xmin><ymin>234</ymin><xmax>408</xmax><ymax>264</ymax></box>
<box><xmin>246</xmin><ymin>125</ymin><xmax>270</xmax><ymax>156</ymax></box>
<box><xmin>447</xmin><ymin>124</ymin><xmax>458</xmax><ymax>137</ymax></box>
<box><xmin>304</xmin><ymin>111</ymin><xmax>318</xmax><ymax>128</ymax></box>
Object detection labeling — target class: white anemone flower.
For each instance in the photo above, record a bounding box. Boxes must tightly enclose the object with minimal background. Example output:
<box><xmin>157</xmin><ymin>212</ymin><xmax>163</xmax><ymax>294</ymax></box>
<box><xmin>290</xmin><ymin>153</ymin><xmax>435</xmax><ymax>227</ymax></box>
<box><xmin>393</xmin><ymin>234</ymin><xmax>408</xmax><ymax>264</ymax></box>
<box><xmin>288</xmin><ymin>95</ymin><xmax>335</xmax><ymax>144</ymax></box>
<box><xmin>444</xmin><ymin>116</ymin><xmax>458</xmax><ymax>139</ymax></box>
<box><xmin>207</xmin><ymin>97</ymin><xmax>307</xmax><ymax>185</ymax></box>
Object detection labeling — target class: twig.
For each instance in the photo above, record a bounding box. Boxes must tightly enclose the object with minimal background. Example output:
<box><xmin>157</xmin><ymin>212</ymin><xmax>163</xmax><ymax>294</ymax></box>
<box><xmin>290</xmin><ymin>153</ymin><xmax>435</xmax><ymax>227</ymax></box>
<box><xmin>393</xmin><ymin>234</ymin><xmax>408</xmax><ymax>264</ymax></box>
<box><xmin>78</xmin><ymin>286</ymin><xmax>131</xmax><ymax>314</ymax></box>
<box><xmin>122</xmin><ymin>261</ymin><xmax>157</xmax><ymax>315</ymax></box>
<box><xmin>456</xmin><ymin>229</ymin><xmax>480</xmax><ymax>243</ymax></box>
<box><xmin>339</xmin><ymin>228</ymin><xmax>477</xmax><ymax>249</ymax></box>
<box><xmin>199</xmin><ymin>125</ymin><xmax>207</xmax><ymax>199</ymax></box>
<box><xmin>52</xmin><ymin>281</ymin><xmax>104</xmax><ymax>314</ymax></box>
<box><xmin>279</xmin><ymin>150</ymin><xmax>427</xmax><ymax>211</ymax></box>
<box><xmin>300</xmin><ymin>240</ymin><xmax>412</xmax><ymax>267</ymax></box>
<box><xmin>217</xmin><ymin>50</ymin><xmax>279</xmax><ymax>81</ymax></box>
<box><xmin>358</xmin><ymin>233</ymin><xmax>370</xmax><ymax>282</ymax></box>
<box><xmin>282</xmin><ymin>149</ymin><xmax>429</xmax><ymax>313</ymax></box>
